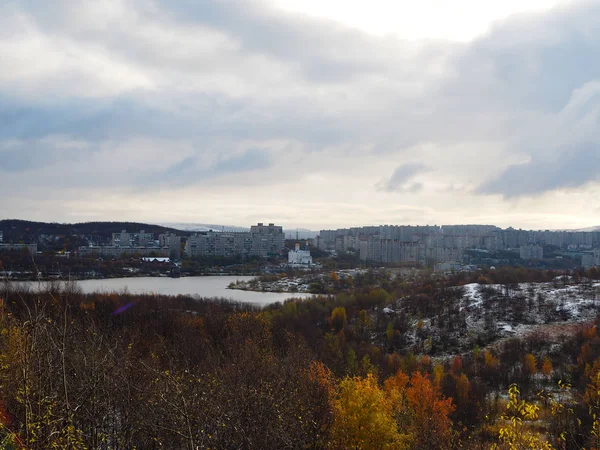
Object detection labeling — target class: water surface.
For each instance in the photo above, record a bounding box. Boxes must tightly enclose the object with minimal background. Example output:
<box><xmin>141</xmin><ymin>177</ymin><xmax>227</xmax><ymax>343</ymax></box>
<box><xmin>12</xmin><ymin>276</ymin><xmax>311</xmax><ymax>306</ymax></box>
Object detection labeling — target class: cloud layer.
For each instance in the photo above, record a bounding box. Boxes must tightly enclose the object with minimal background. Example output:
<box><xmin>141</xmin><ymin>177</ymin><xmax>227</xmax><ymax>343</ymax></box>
<box><xmin>1</xmin><ymin>0</ymin><xmax>600</xmax><ymax>229</ymax></box>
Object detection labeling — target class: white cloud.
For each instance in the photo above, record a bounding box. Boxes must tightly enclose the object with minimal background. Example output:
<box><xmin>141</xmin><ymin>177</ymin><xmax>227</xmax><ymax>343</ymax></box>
<box><xmin>272</xmin><ymin>0</ymin><xmax>561</xmax><ymax>41</ymax></box>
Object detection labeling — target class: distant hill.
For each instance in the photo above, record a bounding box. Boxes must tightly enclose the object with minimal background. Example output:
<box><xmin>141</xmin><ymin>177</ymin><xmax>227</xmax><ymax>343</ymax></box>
<box><xmin>161</xmin><ymin>223</ymin><xmax>318</xmax><ymax>239</ymax></box>
<box><xmin>0</xmin><ymin>219</ymin><xmax>183</xmax><ymax>237</ymax></box>
<box><xmin>0</xmin><ymin>219</ymin><xmax>187</xmax><ymax>250</ymax></box>
<box><xmin>0</xmin><ymin>219</ymin><xmax>319</xmax><ymax>251</ymax></box>
<box><xmin>160</xmin><ymin>223</ymin><xmax>250</xmax><ymax>233</ymax></box>
<box><xmin>575</xmin><ymin>226</ymin><xmax>600</xmax><ymax>232</ymax></box>
<box><xmin>284</xmin><ymin>229</ymin><xmax>319</xmax><ymax>240</ymax></box>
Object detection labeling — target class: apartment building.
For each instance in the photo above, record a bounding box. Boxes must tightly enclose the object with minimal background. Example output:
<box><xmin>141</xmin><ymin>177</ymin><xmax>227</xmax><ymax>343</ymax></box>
<box><xmin>83</xmin><ymin>229</ymin><xmax>181</xmax><ymax>259</ymax></box>
<box><xmin>360</xmin><ymin>238</ymin><xmax>421</xmax><ymax>264</ymax></box>
<box><xmin>184</xmin><ymin>223</ymin><xmax>285</xmax><ymax>259</ymax></box>
<box><xmin>159</xmin><ymin>232</ymin><xmax>182</xmax><ymax>259</ymax></box>
<box><xmin>519</xmin><ymin>245</ymin><xmax>544</xmax><ymax>260</ymax></box>
<box><xmin>582</xmin><ymin>249</ymin><xmax>600</xmax><ymax>268</ymax></box>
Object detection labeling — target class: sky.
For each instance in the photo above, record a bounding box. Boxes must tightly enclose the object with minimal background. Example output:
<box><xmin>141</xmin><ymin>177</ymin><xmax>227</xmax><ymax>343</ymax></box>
<box><xmin>1</xmin><ymin>0</ymin><xmax>600</xmax><ymax>231</ymax></box>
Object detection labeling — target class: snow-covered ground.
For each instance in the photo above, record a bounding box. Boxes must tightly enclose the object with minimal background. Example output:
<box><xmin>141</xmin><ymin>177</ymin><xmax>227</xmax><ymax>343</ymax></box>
<box><xmin>392</xmin><ymin>281</ymin><xmax>600</xmax><ymax>355</ymax></box>
<box><xmin>230</xmin><ymin>269</ymin><xmax>368</xmax><ymax>293</ymax></box>
<box><xmin>462</xmin><ymin>281</ymin><xmax>599</xmax><ymax>333</ymax></box>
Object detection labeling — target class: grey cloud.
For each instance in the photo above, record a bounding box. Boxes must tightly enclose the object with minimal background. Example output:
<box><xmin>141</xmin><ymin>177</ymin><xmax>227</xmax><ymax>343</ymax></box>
<box><xmin>152</xmin><ymin>0</ymin><xmax>425</xmax><ymax>82</ymax></box>
<box><xmin>15</xmin><ymin>0</ymin><xmax>447</xmax><ymax>86</ymax></box>
<box><xmin>478</xmin><ymin>145</ymin><xmax>600</xmax><ymax>197</ymax></box>
<box><xmin>0</xmin><ymin>136</ymin><xmax>88</xmax><ymax>172</ymax></box>
<box><xmin>153</xmin><ymin>148</ymin><xmax>271</xmax><ymax>187</ymax></box>
<box><xmin>377</xmin><ymin>163</ymin><xmax>428</xmax><ymax>192</ymax></box>
<box><xmin>0</xmin><ymin>91</ymin><xmax>348</xmax><ymax>150</ymax></box>
<box><xmin>213</xmin><ymin>148</ymin><xmax>269</xmax><ymax>172</ymax></box>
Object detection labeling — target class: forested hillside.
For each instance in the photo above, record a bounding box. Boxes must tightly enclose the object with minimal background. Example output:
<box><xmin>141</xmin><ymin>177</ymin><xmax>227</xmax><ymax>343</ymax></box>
<box><xmin>0</xmin><ymin>268</ymin><xmax>600</xmax><ymax>448</ymax></box>
<box><xmin>0</xmin><ymin>220</ymin><xmax>185</xmax><ymax>250</ymax></box>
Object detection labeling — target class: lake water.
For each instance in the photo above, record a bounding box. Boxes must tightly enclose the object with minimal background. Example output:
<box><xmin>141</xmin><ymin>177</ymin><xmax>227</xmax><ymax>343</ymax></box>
<box><xmin>10</xmin><ymin>276</ymin><xmax>312</xmax><ymax>307</ymax></box>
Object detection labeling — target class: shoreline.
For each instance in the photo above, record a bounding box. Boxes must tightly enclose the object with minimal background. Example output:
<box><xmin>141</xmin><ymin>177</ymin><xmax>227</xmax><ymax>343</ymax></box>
<box><xmin>2</xmin><ymin>272</ymin><xmax>262</xmax><ymax>283</ymax></box>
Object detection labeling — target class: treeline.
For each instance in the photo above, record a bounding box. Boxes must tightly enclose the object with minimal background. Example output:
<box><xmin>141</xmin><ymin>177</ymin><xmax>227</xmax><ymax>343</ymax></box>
<box><xmin>0</xmin><ymin>285</ymin><xmax>330</xmax><ymax>449</ymax></box>
<box><xmin>0</xmin><ymin>269</ymin><xmax>599</xmax><ymax>448</ymax></box>
<box><xmin>0</xmin><ymin>250</ymin><xmax>271</xmax><ymax>279</ymax></box>
<box><xmin>0</xmin><ymin>220</ymin><xmax>185</xmax><ymax>251</ymax></box>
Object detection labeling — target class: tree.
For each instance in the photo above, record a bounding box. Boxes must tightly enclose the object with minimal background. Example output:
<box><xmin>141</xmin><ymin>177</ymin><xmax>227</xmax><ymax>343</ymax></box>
<box><xmin>406</xmin><ymin>371</ymin><xmax>455</xmax><ymax>450</ymax></box>
<box><xmin>346</xmin><ymin>348</ymin><xmax>358</xmax><ymax>376</ymax></box>
<box><xmin>492</xmin><ymin>384</ymin><xmax>553</xmax><ymax>450</ymax></box>
<box><xmin>584</xmin><ymin>360</ymin><xmax>600</xmax><ymax>449</ymax></box>
<box><xmin>451</xmin><ymin>356</ymin><xmax>463</xmax><ymax>374</ymax></box>
<box><xmin>523</xmin><ymin>353</ymin><xmax>537</xmax><ymax>377</ymax></box>
<box><xmin>541</xmin><ymin>357</ymin><xmax>553</xmax><ymax>378</ymax></box>
<box><xmin>455</xmin><ymin>373</ymin><xmax>471</xmax><ymax>406</ymax></box>
<box><xmin>329</xmin><ymin>374</ymin><xmax>411</xmax><ymax>450</ymax></box>
<box><xmin>386</xmin><ymin>322</ymin><xmax>395</xmax><ymax>346</ymax></box>
<box><xmin>330</xmin><ymin>307</ymin><xmax>347</xmax><ymax>333</ymax></box>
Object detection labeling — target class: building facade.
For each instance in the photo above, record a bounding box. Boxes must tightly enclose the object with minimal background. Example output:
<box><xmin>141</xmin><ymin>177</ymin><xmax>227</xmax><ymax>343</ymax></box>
<box><xmin>519</xmin><ymin>245</ymin><xmax>544</xmax><ymax>260</ymax></box>
<box><xmin>184</xmin><ymin>223</ymin><xmax>285</xmax><ymax>259</ymax></box>
<box><xmin>84</xmin><ymin>229</ymin><xmax>181</xmax><ymax>259</ymax></box>
<box><xmin>159</xmin><ymin>232</ymin><xmax>182</xmax><ymax>259</ymax></box>
<box><xmin>288</xmin><ymin>242</ymin><xmax>313</xmax><ymax>265</ymax></box>
<box><xmin>582</xmin><ymin>249</ymin><xmax>600</xmax><ymax>268</ymax></box>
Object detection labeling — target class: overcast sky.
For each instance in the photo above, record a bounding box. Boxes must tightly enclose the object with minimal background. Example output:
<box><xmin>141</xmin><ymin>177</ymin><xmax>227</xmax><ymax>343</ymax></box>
<box><xmin>1</xmin><ymin>0</ymin><xmax>599</xmax><ymax>230</ymax></box>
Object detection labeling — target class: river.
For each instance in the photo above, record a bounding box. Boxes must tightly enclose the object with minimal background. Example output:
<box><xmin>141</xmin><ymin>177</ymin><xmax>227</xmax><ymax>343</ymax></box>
<box><xmin>9</xmin><ymin>276</ymin><xmax>312</xmax><ymax>307</ymax></box>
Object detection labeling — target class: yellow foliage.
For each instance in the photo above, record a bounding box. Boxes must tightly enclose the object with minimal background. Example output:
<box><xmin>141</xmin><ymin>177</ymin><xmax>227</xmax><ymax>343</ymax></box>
<box><xmin>492</xmin><ymin>384</ymin><xmax>554</xmax><ymax>450</ymax></box>
<box><xmin>455</xmin><ymin>373</ymin><xmax>471</xmax><ymax>405</ymax></box>
<box><xmin>484</xmin><ymin>350</ymin><xmax>500</xmax><ymax>370</ymax></box>
<box><xmin>329</xmin><ymin>374</ymin><xmax>412</xmax><ymax>450</ymax></box>
<box><xmin>432</xmin><ymin>363</ymin><xmax>444</xmax><ymax>388</ymax></box>
<box><xmin>331</xmin><ymin>307</ymin><xmax>347</xmax><ymax>332</ymax></box>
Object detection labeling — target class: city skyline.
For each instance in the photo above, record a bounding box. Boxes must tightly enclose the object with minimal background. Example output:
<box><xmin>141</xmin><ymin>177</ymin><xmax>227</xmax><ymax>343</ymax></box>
<box><xmin>2</xmin><ymin>1</ymin><xmax>600</xmax><ymax>229</ymax></box>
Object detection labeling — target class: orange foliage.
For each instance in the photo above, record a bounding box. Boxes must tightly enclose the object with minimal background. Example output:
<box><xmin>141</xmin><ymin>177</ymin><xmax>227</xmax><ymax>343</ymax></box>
<box><xmin>523</xmin><ymin>353</ymin><xmax>537</xmax><ymax>376</ymax></box>
<box><xmin>419</xmin><ymin>355</ymin><xmax>431</xmax><ymax>371</ymax></box>
<box><xmin>455</xmin><ymin>373</ymin><xmax>471</xmax><ymax>405</ymax></box>
<box><xmin>584</xmin><ymin>326</ymin><xmax>598</xmax><ymax>341</ymax></box>
<box><xmin>308</xmin><ymin>361</ymin><xmax>335</xmax><ymax>394</ymax></box>
<box><xmin>451</xmin><ymin>356</ymin><xmax>463</xmax><ymax>374</ymax></box>
<box><xmin>484</xmin><ymin>350</ymin><xmax>500</xmax><ymax>370</ymax></box>
<box><xmin>406</xmin><ymin>371</ymin><xmax>455</xmax><ymax>450</ymax></box>
<box><xmin>79</xmin><ymin>301</ymin><xmax>95</xmax><ymax>311</ymax></box>
<box><xmin>541</xmin><ymin>357</ymin><xmax>553</xmax><ymax>377</ymax></box>
<box><xmin>578</xmin><ymin>343</ymin><xmax>593</xmax><ymax>367</ymax></box>
<box><xmin>384</xmin><ymin>370</ymin><xmax>410</xmax><ymax>395</ymax></box>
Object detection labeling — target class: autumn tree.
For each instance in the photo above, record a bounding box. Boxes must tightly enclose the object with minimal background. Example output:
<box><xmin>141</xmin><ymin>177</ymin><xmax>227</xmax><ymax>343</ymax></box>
<box><xmin>492</xmin><ymin>384</ymin><xmax>553</xmax><ymax>450</ymax></box>
<box><xmin>405</xmin><ymin>371</ymin><xmax>455</xmax><ymax>450</ymax></box>
<box><xmin>523</xmin><ymin>353</ymin><xmax>537</xmax><ymax>377</ymax></box>
<box><xmin>330</xmin><ymin>307</ymin><xmax>347</xmax><ymax>333</ymax></box>
<box><xmin>541</xmin><ymin>357</ymin><xmax>553</xmax><ymax>378</ymax></box>
<box><xmin>329</xmin><ymin>374</ymin><xmax>411</xmax><ymax>450</ymax></box>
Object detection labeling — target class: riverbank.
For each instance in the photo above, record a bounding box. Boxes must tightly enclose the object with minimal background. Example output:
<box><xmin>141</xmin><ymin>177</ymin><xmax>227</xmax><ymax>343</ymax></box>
<box><xmin>228</xmin><ymin>269</ymin><xmax>366</xmax><ymax>294</ymax></box>
<box><xmin>5</xmin><ymin>276</ymin><xmax>313</xmax><ymax>306</ymax></box>
<box><xmin>2</xmin><ymin>271</ymin><xmax>263</xmax><ymax>282</ymax></box>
